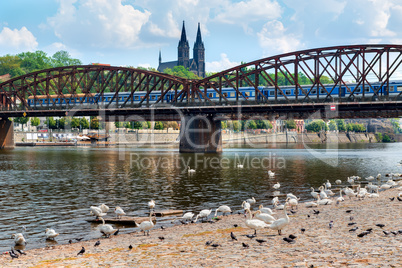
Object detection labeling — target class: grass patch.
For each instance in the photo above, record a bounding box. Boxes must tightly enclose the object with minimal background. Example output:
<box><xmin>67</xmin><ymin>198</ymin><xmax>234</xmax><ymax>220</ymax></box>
<box><xmin>138</xmin><ymin>243</ymin><xmax>158</xmax><ymax>248</ymax></box>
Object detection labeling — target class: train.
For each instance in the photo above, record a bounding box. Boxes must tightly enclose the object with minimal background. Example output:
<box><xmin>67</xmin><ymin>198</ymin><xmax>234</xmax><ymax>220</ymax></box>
<box><xmin>27</xmin><ymin>81</ymin><xmax>402</xmax><ymax>107</ymax></box>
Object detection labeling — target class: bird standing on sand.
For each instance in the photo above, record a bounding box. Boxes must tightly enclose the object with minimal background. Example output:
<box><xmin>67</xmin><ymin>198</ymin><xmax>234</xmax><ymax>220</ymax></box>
<box><xmin>242</xmin><ymin>242</ymin><xmax>249</xmax><ymax>249</ymax></box>
<box><xmin>230</xmin><ymin>232</ymin><xmax>237</xmax><ymax>241</ymax></box>
<box><xmin>94</xmin><ymin>241</ymin><xmax>100</xmax><ymax>247</ymax></box>
<box><xmin>45</xmin><ymin>228</ymin><xmax>59</xmax><ymax>240</ymax></box>
<box><xmin>9</xmin><ymin>250</ymin><xmax>18</xmax><ymax>259</ymax></box>
<box><xmin>256</xmin><ymin>239</ymin><xmax>266</xmax><ymax>245</ymax></box>
<box><xmin>77</xmin><ymin>247</ymin><xmax>85</xmax><ymax>256</ymax></box>
<box><xmin>114</xmin><ymin>206</ymin><xmax>126</xmax><ymax>219</ymax></box>
<box><xmin>329</xmin><ymin>221</ymin><xmax>334</xmax><ymax>229</ymax></box>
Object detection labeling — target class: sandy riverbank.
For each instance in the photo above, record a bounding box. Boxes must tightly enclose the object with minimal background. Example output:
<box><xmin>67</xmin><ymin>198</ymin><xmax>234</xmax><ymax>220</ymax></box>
<box><xmin>1</xmin><ymin>187</ymin><xmax>401</xmax><ymax>268</ymax></box>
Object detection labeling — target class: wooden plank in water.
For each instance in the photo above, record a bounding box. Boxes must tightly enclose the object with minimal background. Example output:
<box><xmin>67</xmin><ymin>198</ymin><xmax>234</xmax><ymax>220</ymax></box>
<box><xmin>86</xmin><ymin>216</ymin><xmax>155</xmax><ymax>227</ymax></box>
<box><xmin>154</xmin><ymin>210</ymin><xmax>183</xmax><ymax>217</ymax></box>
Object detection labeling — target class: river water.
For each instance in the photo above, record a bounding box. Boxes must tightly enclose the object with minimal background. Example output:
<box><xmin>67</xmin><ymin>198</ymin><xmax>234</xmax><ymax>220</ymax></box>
<box><xmin>0</xmin><ymin>143</ymin><xmax>401</xmax><ymax>252</ymax></box>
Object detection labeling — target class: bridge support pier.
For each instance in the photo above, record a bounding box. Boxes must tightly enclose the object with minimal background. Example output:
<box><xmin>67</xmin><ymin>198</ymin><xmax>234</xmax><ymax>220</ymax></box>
<box><xmin>0</xmin><ymin>118</ymin><xmax>14</xmax><ymax>149</ymax></box>
<box><xmin>179</xmin><ymin>115</ymin><xmax>222</xmax><ymax>153</ymax></box>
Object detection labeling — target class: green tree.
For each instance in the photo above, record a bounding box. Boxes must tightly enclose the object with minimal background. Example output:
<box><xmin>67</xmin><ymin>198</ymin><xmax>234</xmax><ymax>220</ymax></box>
<box><xmin>14</xmin><ymin>117</ymin><xmax>30</xmax><ymax>129</ymax></box>
<box><xmin>0</xmin><ymin>55</ymin><xmax>25</xmax><ymax>78</ymax></box>
<box><xmin>30</xmin><ymin>117</ymin><xmax>40</xmax><ymax>127</ymax></box>
<box><xmin>232</xmin><ymin>121</ymin><xmax>241</xmax><ymax>132</ymax></box>
<box><xmin>46</xmin><ymin>117</ymin><xmax>57</xmax><ymax>129</ymax></box>
<box><xmin>114</xmin><ymin>121</ymin><xmax>124</xmax><ymax>128</ymax></box>
<box><xmin>80</xmin><ymin>117</ymin><xmax>89</xmax><ymax>129</ymax></box>
<box><xmin>154</xmin><ymin>121</ymin><xmax>164</xmax><ymax>130</ymax></box>
<box><xmin>18</xmin><ymin>51</ymin><xmax>52</xmax><ymax>73</ymax></box>
<box><xmin>335</xmin><ymin>119</ymin><xmax>346</xmax><ymax>132</ymax></box>
<box><xmin>244</xmin><ymin>120</ymin><xmax>257</xmax><ymax>130</ymax></box>
<box><xmin>255</xmin><ymin>120</ymin><xmax>272</xmax><ymax>129</ymax></box>
<box><xmin>51</xmin><ymin>51</ymin><xmax>82</xmax><ymax>67</ymax></box>
<box><xmin>163</xmin><ymin>66</ymin><xmax>199</xmax><ymax>79</ymax></box>
<box><xmin>58</xmin><ymin>117</ymin><xmax>67</xmax><ymax>129</ymax></box>
<box><xmin>90</xmin><ymin>117</ymin><xmax>100</xmax><ymax>129</ymax></box>
<box><xmin>132</xmin><ymin>121</ymin><xmax>143</xmax><ymax>129</ymax></box>
<box><xmin>352</xmin><ymin>123</ymin><xmax>366</xmax><ymax>132</ymax></box>
<box><xmin>285</xmin><ymin>120</ymin><xmax>297</xmax><ymax>129</ymax></box>
<box><xmin>305</xmin><ymin>120</ymin><xmax>327</xmax><ymax>132</ymax></box>
<box><xmin>346</xmin><ymin>123</ymin><xmax>354</xmax><ymax>132</ymax></box>
<box><xmin>221</xmin><ymin>121</ymin><xmax>227</xmax><ymax>129</ymax></box>
<box><xmin>382</xmin><ymin>133</ymin><xmax>391</xmax><ymax>142</ymax></box>
<box><xmin>71</xmin><ymin>117</ymin><xmax>80</xmax><ymax>129</ymax></box>
<box><xmin>328</xmin><ymin>120</ymin><xmax>337</xmax><ymax>131</ymax></box>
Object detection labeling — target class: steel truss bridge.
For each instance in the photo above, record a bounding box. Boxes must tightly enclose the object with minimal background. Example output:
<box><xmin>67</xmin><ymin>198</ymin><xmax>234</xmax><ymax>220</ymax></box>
<box><xmin>1</xmin><ymin>44</ymin><xmax>402</xmax><ymax>121</ymax></box>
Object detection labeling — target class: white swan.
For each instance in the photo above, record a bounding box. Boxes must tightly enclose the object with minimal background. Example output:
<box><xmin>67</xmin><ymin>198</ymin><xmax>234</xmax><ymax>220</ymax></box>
<box><xmin>99</xmin><ymin>204</ymin><xmax>109</xmax><ymax>213</ymax></box>
<box><xmin>99</xmin><ymin>217</ymin><xmax>117</xmax><ymax>237</ymax></box>
<box><xmin>148</xmin><ymin>200</ymin><xmax>155</xmax><ymax>210</ymax></box>
<box><xmin>310</xmin><ymin>187</ymin><xmax>319</xmax><ymax>200</ymax></box>
<box><xmin>305</xmin><ymin>201</ymin><xmax>318</xmax><ymax>207</ymax></box>
<box><xmin>286</xmin><ymin>193</ymin><xmax>299</xmax><ymax>200</ymax></box>
<box><xmin>246</xmin><ymin>197</ymin><xmax>256</xmax><ymax>205</ymax></box>
<box><xmin>366</xmin><ymin>176</ymin><xmax>374</xmax><ymax>181</ymax></box>
<box><xmin>245</xmin><ymin>208</ymin><xmax>270</xmax><ymax>235</ymax></box>
<box><xmin>138</xmin><ymin>212</ymin><xmax>155</xmax><ymax>236</ymax></box>
<box><xmin>273</xmin><ymin>182</ymin><xmax>280</xmax><ymax>190</ymax></box>
<box><xmin>347</xmin><ymin>177</ymin><xmax>354</xmax><ymax>185</ymax></box>
<box><xmin>367</xmin><ymin>188</ymin><xmax>379</xmax><ymax>198</ymax></box>
<box><xmin>266</xmin><ymin>202</ymin><xmax>290</xmax><ymax>235</ymax></box>
<box><xmin>90</xmin><ymin>206</ymin><xmax>107</xmax><ymax>218</ymax></box>
<box><xmin>380</xmin><ymin>184</ymin><xmax>392</xmax><ymax>190</ymax></box>
<box><xmin>254</xmin><ymin>210</ymin><xmax>276</xmax><ymax>224</ymax></box>
<box><xmin>274</xmin><ymin>202</ymin><xmax>285</xmax><ymax>210</ymax></box>
<box><xmin>187</xmin><ymin>166</ymin><xmax>196</xmax><ymax>173</ymax></box>
<box><xmin>271</xmin><ymin>197</ymin><xmax>279</xmax><ymax>206</ymax></box>
<box><xmin>45</xmin><ymin>228</ymin><xmax>59</xmax><ymax>240</ymax></box>
<box><xmin>343</xmin><ymin>187</ymin><xmax>357</xmax><ymax>199</ymax></box>
<box><xmin>214</xmin><ymin>205</ymin><xmax>232</xmax><ymax>217</ymax></box>
<box><xmin>319</xmin><ymin>186</ymin><xmax>328</xmax><ymax>199</ymax></box>
<box><xmin>323</xmin><ymin>184</ymin><xmax>335</xmax><ymax>196</ymax></box>
<box><xmin>268</xmin><ymin>170</ymin><xmax>275</xmax><ymax>177</ymax></box>
<box><xmin>181</xmin><ymin>212</ymin><xmax>194</xmax><ymax>221</ymax></box>
<box><xmin>336</xmin><ymin>189</ymin><xmax>345</xmax><ymax>203</ymax></box>
<box><xmin>194</xmin><ymin>209</ymin><xmax>212</xmax><ymax>222</ymax></box>
<box><xmin>335</xmin><ymin>179</ymin><xmax>342</xmax><ymax>185</ymax></box>
<box><xmin>285</xmin><ymin>197</ymin><xmax>298</xmax><ymax>210</ymax></box>
<box><xmin>317</xmin><ymin>196</ymin><xmax>333</xmax><ymax>205</ymax></box>
<box><xmin>242</xmin><ymin>201</ymin><xmax>251</xmax><ymax>211</ymax></box>
<box><xmin>11</xmin><ymin>233</ymin><xmax>26</xmax><ymax>246</ymax></box>
<box><xmin>114</xmin><ymin>206</ymin><xmax>126</xmax><ymax>219</ymax></box>
<box><xmin>325</xmin><ymin>180</ymin><xmax>331</xmax><ymax>189</ymax></box>
<box><xmin>258</xmin><ymin>205</ymin><xmax>276</xmax><ymax>215</ymax></box>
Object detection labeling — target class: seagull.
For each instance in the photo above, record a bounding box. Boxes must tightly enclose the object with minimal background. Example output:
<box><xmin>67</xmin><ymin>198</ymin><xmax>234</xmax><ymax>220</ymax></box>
<box><xmin>242</xmin><ymin>242</ymin><xmax>249</xmax><ymax>249</ymax></box>
<box><xmin>94</xmin><ymin>241</ymin><xmax>100</xmax><ymax>247</ymax></box>
<box><xmin>256</xmin><ymin>239</ymin><xmax>266</xmax><ymax>245</ymax></box>
<box><xmin>77</xmin><ymin>247</ymin><xmax>85</xmax><ymax>256</ymax></box>
<box><xmin>230</xmin><ymin>232</ymin><xmax>237</xmax><ymax>241</ymax></box>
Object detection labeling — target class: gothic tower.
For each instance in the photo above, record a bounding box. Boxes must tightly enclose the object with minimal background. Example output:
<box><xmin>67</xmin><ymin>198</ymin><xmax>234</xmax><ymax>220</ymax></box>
<box><xmin>193</xmin><ymin>23</ymin><xmax>205</xmax><ymax>77</ymax></box>
<box><xmin>177</xmin><ymin>21</ymin><xmax>189</xmax><ymax>68</ymax></box>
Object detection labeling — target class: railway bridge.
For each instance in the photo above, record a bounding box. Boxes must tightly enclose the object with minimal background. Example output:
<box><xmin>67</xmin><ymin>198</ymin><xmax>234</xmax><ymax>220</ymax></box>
<box><xmin>1</xmin><ymin>44</ymin><xmax>402</xmax><ymax>152</ymax></box>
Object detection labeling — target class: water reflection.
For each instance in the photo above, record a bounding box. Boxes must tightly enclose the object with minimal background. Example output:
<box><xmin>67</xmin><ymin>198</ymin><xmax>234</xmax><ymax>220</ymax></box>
<box><xmin>0</xmin><ymin>143</ymin><xmax>401</xmax><ymax>251</ymax></box>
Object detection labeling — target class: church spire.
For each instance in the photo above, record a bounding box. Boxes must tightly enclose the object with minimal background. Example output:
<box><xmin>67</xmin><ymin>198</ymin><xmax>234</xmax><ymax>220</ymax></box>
<box><xmin>179</xmin><ymin>21</ymin><xmax>188</xmax><ymax>46</ymax></box>
<box><xmin>159</xmin><ymin>49</ymin><xmax>161</xmax><ymax>64</ymax></box>
<box><xmin>195</xmin><ymin>22</ymin><xmax>203</xmax><ymax>45</ymax></box>
<box><xmin>178</xmin><ymin>20</ymin><xmax>189</xmax><ymax>68</ymax></box>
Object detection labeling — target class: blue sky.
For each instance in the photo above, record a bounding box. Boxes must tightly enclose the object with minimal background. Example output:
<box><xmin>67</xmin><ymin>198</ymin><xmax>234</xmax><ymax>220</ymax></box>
<box><xmin>1</xmin><ymin>0</ymin><xmax>402</xmax><ymax>72</ymax></box>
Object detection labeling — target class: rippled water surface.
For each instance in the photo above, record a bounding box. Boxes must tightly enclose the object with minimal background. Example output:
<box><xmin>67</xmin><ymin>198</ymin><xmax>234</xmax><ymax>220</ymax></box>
<box><xmin>0</xmin><ymin>143</ymin><xmax>401</xmax><ymax>251</ymax></box>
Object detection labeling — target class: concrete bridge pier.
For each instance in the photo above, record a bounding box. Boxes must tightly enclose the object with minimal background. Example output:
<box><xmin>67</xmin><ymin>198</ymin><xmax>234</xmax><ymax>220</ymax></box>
<box><xmin>179</xmin><ymin>115</ymin><xmax>222</xmax><ymax>153</ymax></box>
<box><xmin>0</xmin><ymin>118</ymin><xmax>14</xmax><ymax>149</ymax></box>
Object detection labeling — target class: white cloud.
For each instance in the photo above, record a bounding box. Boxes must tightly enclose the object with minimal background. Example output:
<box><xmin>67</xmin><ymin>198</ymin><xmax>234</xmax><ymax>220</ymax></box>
<box><xmin>257</xmin><ymin>20</ymin><xmax>302</xmax><ymax>56</ymax></box>
<box><xmin>47</xmin><ymin>0</ymin><xmax>151</xmax><ymax>49</ymax></box>
<box><xmin>215</xmin><ymin>0</ymin><xmax>282</xmax><ymax>24</ymax></box>
<box><xmin>206</xmin><ymin>53</ymin><xmax>240</xmax><ymax>72</ymax></box>
<box><xmin>0</xmin><ymin>27</ymin><xmax>38</xmax><ymax>53</ymax></box>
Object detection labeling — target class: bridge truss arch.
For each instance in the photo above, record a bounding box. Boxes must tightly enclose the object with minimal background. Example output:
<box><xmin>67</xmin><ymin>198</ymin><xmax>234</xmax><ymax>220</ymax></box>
<box><xmin>191</xmin><ymin>44</ymin><xmax>402</xmax><ymax>104</ymax></box>
<box><xmin>0</xmin><ymin>65</ymin><xmax>188</xmax><ymax>111</ymax></box>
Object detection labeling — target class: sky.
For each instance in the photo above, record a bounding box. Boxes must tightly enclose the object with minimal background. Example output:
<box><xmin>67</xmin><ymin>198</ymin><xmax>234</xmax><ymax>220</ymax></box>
<box><xmin>1</xmin><ymin>0</ymin><xmax>402</xmax><ymax>73</ymax></box>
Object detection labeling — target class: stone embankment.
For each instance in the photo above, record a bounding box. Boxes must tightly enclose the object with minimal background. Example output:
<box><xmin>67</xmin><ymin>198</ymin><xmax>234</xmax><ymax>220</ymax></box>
<box><xmin>2</xmin><ymin>187</ymin><xmax>401</xmax><ymax>267</ymax></box>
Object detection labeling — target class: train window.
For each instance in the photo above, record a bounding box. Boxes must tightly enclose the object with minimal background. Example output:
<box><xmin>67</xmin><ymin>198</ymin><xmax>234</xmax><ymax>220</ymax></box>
<box><xmin>320</xmin><ymin>88</ymin><xmax>325</xmax><ymax>94</ymax></box>
<box><xmin>278</xmin><ymin>91</ymin><xmax>283</xmax><ymax>96</ymax></box>
<box><xmin>208</xmin><ymin>93</ymin><xmax>213</xmax><ymax>98</ymax></box>
<box><xmin>230</xmin><ymin>92</ymin><xmax>235</xmax><ymax>97</ymax></box>
<box><xmin>397</xmin><ymin>86</ymin><xmax>402</xmax><ymax>92</ymax></box>
<box><xmin>269</xmin><ymin>91</ymin><xmax>274</xmax><ymax>96</ymax></box>
<box><xmin>389</xmin><ymin>87</ymin><xmax>394</xmax><ymax>92</ymax></box>
<box><xmin>135</xmin><ymin>96</ymin><xmax>139</xmax><ymax>100</ymax></box>
<box><xmin>244</xmin><ymin>92</ymin><xmax>249</xmax><ymax>97</ymax></box>
<box><xmin>285</xmin><ymin>90</ymin><xmax>291</xmax><ymax>95</ymax></box>
<box><xmin>311</xmin><ymin>89</ymin><xmax>317</xmax><ymax>94</ymax></box>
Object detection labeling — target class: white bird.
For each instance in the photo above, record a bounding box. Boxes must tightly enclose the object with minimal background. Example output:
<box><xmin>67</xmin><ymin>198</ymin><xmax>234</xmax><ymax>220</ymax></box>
<box><xmin>254</xmin><ymin>210</ymin><xmax>276</xmax><ymax>224</ymax></box>
<box><xmin>285</xmin><ymin>197</ymin><xmax>298</xmax><ymax>210</ymax></box>
<box><xmin>305</xmin><ymin>201</ymin><xmax>318</xmax><ymax>207</ymax></box>
<box><xmin>242</xmin><ymin>201</ymin><xmax>251</xmax><ymax>211</ymax></box>
<box><xmin>376</xmin><ymin>174</ymin><xmax>381</xmax><ymax>179</ymax></box>
<box><xmin>98</xmin><ymin>217</ymin><xmax>117</xmax><ymax>237</ymax></box>
<box><xmin>245</xmin><ymin>208</ymin><xmax>270</xmax><ymax>235</ymax></box>
<box><xmin>148</xmin><ymin>200</ymin><xmax>155</xmax><ymax>211</ymax></box>
<box><xmin>138</xmin><ymin>212</ymin><xmax>155</xmax><ymax>236</ymax></box>
<box><xmin>268</xmin><ymin>170</ymin><xmax>275</xmax><ymax>177</ymax></box>
<box><xmin>317</xmin><ymin>197</ymin><xmax>333</xmax><ymax>205</ymax></box>
<box><xmin>11</xmin><ymin>233</ymin><xmax>26</xmax><ymax>246</ymax></box>
<box><xmin>99</xmin><ymin>204</ymin><xmax>109</xmax><ymax>213</ymax></box>
<box><xmin>273</xmin><ymin>182</ymin><xmax>280</xmax><ymax>190</ymax></box>
<box><xmin>367</xmin><ymin>188</ymin><xmax>380</xmax><ymax>198</ymax></box>
<box><xmin>266</xmin><ymin>202</ymin><xmax>290</xmax><ymax>235</ymax></box>
<box><xmin>90</xmin><ymin>206</ymin><xmax>107</xmax><ymax>218</ymax></box>
<box><xmin>274</xmin><ymin>202</ymin><xmax>285</xmax><ymax>210</ymax></box>
<box><xmin>343</xmin><ymin>188</ymin><xmax>356</xmax><ymax>199</ymax></box>
<box><xmin>258</xmin><ymin>205</ymin><xmax>276</xmax><ymax>215</ymax></box>
<box><xmin>214</xmin><ymin>205</ymin><xmax>232</xmax><ymax>217</ymax></box>
<box><xmin>271</xmin><ymin>197</ymin><xmax>279</xmax><ymax>206</ymax></box>
<box><xmin>335</xmin><ymin>179</ymin><xmax>342</xmax><ymax>185</ymax></box>
<box><xmin>380</xmin><ymin>184</ymin><xmax>392</xmax><ymax>190</ymax></box>
<box><xmin>386</xmin><ymin>180</ymin><xmax>397</xmax><ymax>186</ymax></box>
<box><xmin>181</xmin><ymin>212</ymin><xmax>194</xmax><ymax>221</ymax></box>
<box><xmin>114</xmin><ymin>206</ymin><xmax>126</xmax><ymax>219</ymax></box>
<box><xmin>323</xmin><ymin>184</ymin><xmax>335</xmax><ymax>196</ymax></box>
<box><xmin>310</xmin><ymin>187</ymin><xmax>319</xmax><ymax>200</ymax></box>
<box><xmin>286</xmin><ymin>193</ymin><xmax>299</xmax><ymax>200</ymax></box>
<box><xmin>319</xmin><ymin>186</ymin><xmax>328</xmax><ymax>199</ymax></box>
<box><xmin>194</xmin><ymin>209</ymin><xmax>212</xmax><ymax>222</ymax></box>
<box><xmin>246</xmin><ymin>197</ymin><xmax>256</xmax><ymax>205</ymax></box>
<box><xmin>347</xmin><ymin>177</ymin><xmax>354</xmax><ymax>185</ymax></box>
<box><xmin>336</xmin><ymin>190</ymin><xmax>345</xmax><ymax>203</ymax></box>
<box><xmin>366</xmin><ymin>176</ymin><xmax>374</xmax><ymax>181</ymax></box>
<box><xmin>325</xmin><ymin>180</ymin><xmax>331</xmax><ymax>189</ymax></box>
<box><xmin>45</xmin><ymin>228</ymin><xmax>59</xmax><ymax>240</ymax></box>
<box><xmin>187</xmin><ymin>166</ymin><xmax>196</xmax><ymax>173</ymax></box>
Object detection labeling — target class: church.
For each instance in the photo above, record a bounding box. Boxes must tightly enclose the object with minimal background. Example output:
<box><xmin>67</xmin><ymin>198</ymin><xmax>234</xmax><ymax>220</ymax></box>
<box><xmin>157</xmin><ymin>21</ymin><xmax>205</xmax><ymax>78</ymax></box>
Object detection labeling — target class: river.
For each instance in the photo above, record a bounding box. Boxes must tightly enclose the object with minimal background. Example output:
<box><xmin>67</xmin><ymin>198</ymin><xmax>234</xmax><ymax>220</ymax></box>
<box><xmin>0</xmin><ymin>143</ymin><xmax>401</xmax><ymax>252</ymax></box>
